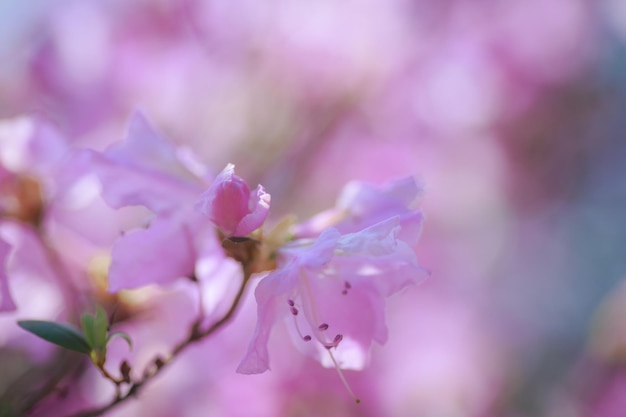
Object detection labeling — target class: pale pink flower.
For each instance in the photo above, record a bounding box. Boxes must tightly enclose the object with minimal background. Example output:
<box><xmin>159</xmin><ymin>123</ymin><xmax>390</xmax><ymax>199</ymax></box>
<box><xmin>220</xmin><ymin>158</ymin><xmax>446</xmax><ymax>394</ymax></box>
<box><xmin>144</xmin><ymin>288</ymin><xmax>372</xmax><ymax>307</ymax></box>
<box><xmin>196</xmin><ymin>164</ymin><xmax>271</xmax><ymax>237</ymax></box>
<box><xmin>237</xmin><ymin>216</ymin><xmax>427</xmax><ymax>375</ymax></box>
<box><xmin>295</xmin><ymin>176</ymin><xmax>424</xmax><ymax>245</ymax></box>
<box><xmin>0</xmin><ymin>115</ymin><xmax>77</xmax><ymax>314</ymax></box>
<box><xmin>84</xmin><ymin>112</ymin><xmax>221</xmax><ymax>291</ymax></box>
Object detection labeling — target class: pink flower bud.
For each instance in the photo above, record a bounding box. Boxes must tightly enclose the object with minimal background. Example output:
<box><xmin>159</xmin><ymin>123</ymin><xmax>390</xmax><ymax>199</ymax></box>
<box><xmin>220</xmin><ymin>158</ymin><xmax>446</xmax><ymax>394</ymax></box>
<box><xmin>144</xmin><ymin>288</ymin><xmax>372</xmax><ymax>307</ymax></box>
<box><xmin>196</xmin><ymin>164</ymin><xmax>271</xmax><ymax>236</ymax></box>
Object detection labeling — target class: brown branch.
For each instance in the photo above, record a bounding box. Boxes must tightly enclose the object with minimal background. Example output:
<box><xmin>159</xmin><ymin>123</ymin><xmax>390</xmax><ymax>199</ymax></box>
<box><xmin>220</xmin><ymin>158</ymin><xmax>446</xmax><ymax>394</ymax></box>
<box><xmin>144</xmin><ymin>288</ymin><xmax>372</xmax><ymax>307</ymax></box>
<box><xmin>64</xmin><ymin>264</ymin><xmax>253</xmax><ymax>417</ymax></box>
<box><xmin>0</xmin><ymin>350</ymin><xmax>86</xmax><ymax>416</ymax></box>
<box><xmin>2</xmin><ymin>225</ymin><xmax>89</xmax><ymax>415</ymax></box>
<box><xmin>35</xmin><ymin>223</ymin><xmax>85</xmax><ymax>308</ymax></box>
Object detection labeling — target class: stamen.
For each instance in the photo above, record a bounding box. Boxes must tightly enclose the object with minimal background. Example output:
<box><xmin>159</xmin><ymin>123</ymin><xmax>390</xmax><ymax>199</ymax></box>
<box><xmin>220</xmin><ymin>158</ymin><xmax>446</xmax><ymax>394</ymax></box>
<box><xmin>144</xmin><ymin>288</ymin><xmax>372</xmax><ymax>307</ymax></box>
<box><xmin>342</xmin><ymin>281</ymin><xmax>351</xmax><ymax>295</ymax></box>
<box><xmin>303</xmin><ymin>335</ymin><xmax>312</xmax><ymax>342</ymax></box>
<box><xmin>298</xmin><ymin>269</ymin><xmax>327</xmax><ymax>345</ymax></box>
<box><xmin>296</xmin><ymin>269</ymin><xmax>360</xmax><ymax>403</ymax></box>
<box><xmin>326</xmin><ymin>349</ymin><xmax>361</xmax><ymax>404</ymax></box>
<box><xmin>290</xmin><ymin>306</ymin><xmax>299</xmax><ymax>316</ymax></box>
<box><xmin>325</xmin><ymin>334</ymin><xmax>344</xmax><ymax>349</ymax></box>
<box><xmin>318</xmin><ymin>323</ymin><xmax>329</xmax><ymax>331</ymax></box>
<box><xmin>292</xmin><ymin>314</ymin><xmax>306</xmax><ymax>340</ymax></box>
<box><xmin>287</xmin><ymin>299</ymin><xmax>295</xmax><ymax>307</ymax></box>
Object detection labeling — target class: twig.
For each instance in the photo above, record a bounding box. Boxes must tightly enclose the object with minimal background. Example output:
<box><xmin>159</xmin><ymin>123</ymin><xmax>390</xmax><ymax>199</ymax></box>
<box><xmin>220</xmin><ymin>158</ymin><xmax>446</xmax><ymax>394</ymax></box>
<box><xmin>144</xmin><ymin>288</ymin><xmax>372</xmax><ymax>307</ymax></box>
<box><xmin>2</xmin><ymin>225</ymin><xmax>89</xmax><ymax>415</ymax></box>
<box><xmin>0</xmin><ymin>351</ymin><xmax>86</xmax><ymax>416</ymax></box>
<box><xmin>64</xmin><ymin>264</ymin><xmax>253</xmax><ymax>417</ymax></box>
<box><xmin>35</xmin><ymin>223</ymin><xmax>84</xmax><ymax>305</ymax></box>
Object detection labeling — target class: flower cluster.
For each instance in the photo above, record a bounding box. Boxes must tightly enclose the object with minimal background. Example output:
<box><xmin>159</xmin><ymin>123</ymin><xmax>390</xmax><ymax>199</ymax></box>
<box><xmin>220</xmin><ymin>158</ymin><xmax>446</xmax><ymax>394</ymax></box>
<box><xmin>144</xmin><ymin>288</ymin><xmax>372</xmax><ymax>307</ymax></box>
<box><xmin>97</xmin><ymin>112</ymin><xmax>427</xmax><ymax>373</ymax></box>
<box><xmin>2</xmin><ymin>111</ymin><xmax>427</xmax><ymax>414</ymax></box>
<box><xmin>238</xmin><ymin>186</ymin><xmax>427</xmax><ymax>375</ymax></box>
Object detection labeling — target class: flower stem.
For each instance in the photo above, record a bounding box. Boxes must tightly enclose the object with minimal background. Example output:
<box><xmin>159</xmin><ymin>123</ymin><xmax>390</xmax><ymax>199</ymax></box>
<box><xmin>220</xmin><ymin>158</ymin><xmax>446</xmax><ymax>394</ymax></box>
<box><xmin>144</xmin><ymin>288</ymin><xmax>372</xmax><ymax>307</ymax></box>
<box><xmin>64</xmin><ymin>264</ymin><xmax>253</xmax><ymax>417</ymax></box>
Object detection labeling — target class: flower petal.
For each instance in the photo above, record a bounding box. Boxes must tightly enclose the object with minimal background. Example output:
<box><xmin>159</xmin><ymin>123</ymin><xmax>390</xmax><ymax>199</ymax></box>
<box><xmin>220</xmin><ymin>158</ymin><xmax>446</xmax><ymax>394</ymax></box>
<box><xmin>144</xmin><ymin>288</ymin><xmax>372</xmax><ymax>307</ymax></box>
<box><xmin>197</xmin><ymin>164</ymin><xmax>250</xmax><ymax>234</ymax></box>
<box><xmin>0</xmin><ymin>116</ymin><xmax>67</xmax><ymax>176</ymax></box>
<box><xmin>234</xmin><ymin>185</ymin><xmax>271</xmax><ymax>236</ymax></box>
<box><xmin>236</xmin><ymin>266</ymin><xmax>297</xmax><ymax>374</ymax></box>
<box><xmin>108</xmin><ymin>214</ymin><xmax>196</xmax><ymax>292</ymax></box>
<box><xmin>295</xmin><ymin>176</ymin><xmax>424</xmax><ymax>238</ymax></box>
<box><xmin>301</xmin><ymin>275</ymin><xmax>386</xmax><ymax>370</ymax></box>
<box><xmin>0</xmin><ymin>238</ymin><xmax>16</xmax><ymax>312</ymax></box>
<box><xmin>335</xmin><ymin>217</ymin><xmax>428</xmax><ymax>295</ymax></box>
<box><xmin>88</xmin><ymin>112</ymin><xmax>202</xmax><ymax>214</ymax></box>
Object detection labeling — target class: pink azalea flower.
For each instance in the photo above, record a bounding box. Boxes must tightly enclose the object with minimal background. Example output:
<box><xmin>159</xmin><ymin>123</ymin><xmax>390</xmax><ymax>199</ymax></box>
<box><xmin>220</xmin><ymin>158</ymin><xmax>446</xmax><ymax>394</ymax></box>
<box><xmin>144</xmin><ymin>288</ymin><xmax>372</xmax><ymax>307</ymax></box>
<box><xmin>0</xmin><ymin>116</ymin><xmax>68</xmax><ymax>179</ymax></box>
<box><xmin>294</xmin><ymin>176</ymin><xmax>424</xmax><ymax>245</ymax></box>
<box><xmin>85</xmin><ymin>112</ymin><xmax>221</xmax><ymax>291</ymax></box>
<box><xmin>86</xmin><ymin>111</ymin><xmax>208</xmax><ymax>215</ymax></box>
<box><xmin>237</xmin><ymin>216</ymin><xmax>428</xmax><ymax>375</ymax></box>
<box><xmin>0</xmin><ymin>237</ymin><xmax>15</xmax><ymax>312</ymax></box>
<box><xmin>0</xmin><ymin>116</ymin><xmax>69</xmax><ymax>228</ymax></box>
<box><xmin>196</xmin><ymin>163</ymin><xmax>271</xmax><ymax>237</ymax></box>
<box><xmin>0</xmin><ymin>115</ymin><xmax>77</xmax><ymax>313</ymax></box>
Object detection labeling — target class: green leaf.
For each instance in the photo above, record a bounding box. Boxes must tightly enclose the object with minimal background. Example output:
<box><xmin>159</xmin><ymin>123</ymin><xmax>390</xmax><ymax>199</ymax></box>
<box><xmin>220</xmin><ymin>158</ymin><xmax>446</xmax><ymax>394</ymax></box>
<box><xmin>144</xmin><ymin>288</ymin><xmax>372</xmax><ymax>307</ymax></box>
<box><xmin>81</xmin><ymin>307</ymin><xmax>109</xmax><ymax>351</ymax></box>
<box><xmin>18</xmin><ymin>320</ymin><xmax>91</xmax><ymax>354</ymax></box>
<box><xmin>81</xmin><ymin>313</ymin><xmax>96</xmax><ymax>349</ymax></box>
<box><xmin>107</xmin><ymin>332</ymin><xmax>133</xmax><ymax>351</ymax></box>
<box><xmin>93</xmin><ymin>306</ymin><xmax>109</xmax><ymax>349</ymax></box>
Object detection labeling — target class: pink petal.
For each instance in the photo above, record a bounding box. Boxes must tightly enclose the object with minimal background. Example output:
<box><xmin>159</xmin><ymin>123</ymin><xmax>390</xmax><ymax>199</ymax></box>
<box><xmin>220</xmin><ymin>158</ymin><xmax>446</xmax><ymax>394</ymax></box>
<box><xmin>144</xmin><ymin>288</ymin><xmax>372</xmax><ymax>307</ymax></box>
<box><xmin>301</xmin><ymin>273</ymin><xmax>387</xmax><ymax>369</ymax></box>
<box><xmin>89</xmin><ymin>112</ymin><xmax>203</xmax><ymax>214</ymax></box>
<box><xmin>295</xmin><ymin>176</ymin><xmax>424</xmax><ymax>238</ymax></box>
<box><xmin>336</xmin><ymin>176</ymin><xmax>423</xmax><ymax>216</ymax></box>
<box><xmin>197</xmin><ymin>164</ymin><xmax>250</xmax><ymax>234</ymax></box>
<box><xmin>233</xmin><ymin>185</ymin><xmax>271</xmax><ymax>236</ymax></box>
<box><xmin>336</xmin><ymin>216</ymin><xmax>403</xmax><ymax>256</ymax></box>
<box><xmin>335</xmin><ymin>217</ymin><xmax>428</xmax><ymax>295</ymax></box>
<box><xmin>0</xmin><ymin>116</ymin><xmax>67</xmax><ymax>176</ymax></box>
<box><xmin>88</xmin><ymin>150</ymin><xmax>199</xmax><ymax>214</ymax></box>
<box><xmin>0</xmin><ymin>238</ymin><xmax>16</xmax><ymax>312</ymax></box>
<box><xmin>109</xmin><ymin>112</ymin><xmax>200</xmax><ymax>182</ymax></box>
<box><xmin>108</xmin><ymin>214</ymin><xmax>196</xmax><ymax>292</ymax></box>
<box><xmin>237</xmin><ymin>267</ymin><xmax>297</xmax><ymax>374</ymax></box>
<box><xmin>298</xmin><ymin>227</ymin><xmax>341</xmax><ymax>269</ymax></box>
<box><xmin>397</xmin><ymin>210</ymin><xmax>425</xmax><ymax>246</ymax></box>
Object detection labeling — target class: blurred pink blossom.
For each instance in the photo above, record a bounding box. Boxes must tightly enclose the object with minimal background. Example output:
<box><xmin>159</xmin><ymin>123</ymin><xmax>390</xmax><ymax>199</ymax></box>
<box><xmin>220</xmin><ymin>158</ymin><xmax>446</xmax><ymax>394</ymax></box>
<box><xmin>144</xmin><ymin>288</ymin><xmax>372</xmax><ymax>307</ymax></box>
<box><xmin>295</xmin><ymin>176</ymin><xmax>424</xmax><ymax>245</ymax></box>
<box><xmin>84</xmin><ymin>112</ymin><xmax>221</xmax><ymax>291</ymax></box>
<box><xmin>0</xmin><ymin>237</ymin><xmax>15</xmax><ymax>312</ymax></box>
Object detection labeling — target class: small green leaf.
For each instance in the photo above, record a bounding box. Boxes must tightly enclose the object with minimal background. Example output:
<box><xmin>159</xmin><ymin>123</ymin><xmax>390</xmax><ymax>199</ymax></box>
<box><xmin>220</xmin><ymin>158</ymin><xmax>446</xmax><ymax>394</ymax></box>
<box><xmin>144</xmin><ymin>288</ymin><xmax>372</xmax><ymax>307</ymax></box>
<box><xmin>107</xmin><ymin>332</ymin><xmax>133</xmax><ymax>351</ymax></box>
<box><xmin>93</xmin><ymin>306</ymin><xmax>109</xmax><ymax>349</ymax></box>
<box><xmin>81</xmin><ymin>307</ymin><xmax>109</xmax><ymax>351</ymax></box>
<box><xmin>18</xmin><ymin>320</ymin><xmax>91</xmax><ymax>354</ymax></box>
<box><xmin>81</xmin><ymin>313</ymin><xmax>96</xmax><ymax>349</ymax></box>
